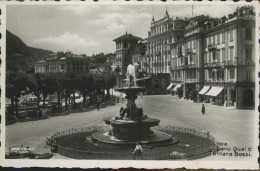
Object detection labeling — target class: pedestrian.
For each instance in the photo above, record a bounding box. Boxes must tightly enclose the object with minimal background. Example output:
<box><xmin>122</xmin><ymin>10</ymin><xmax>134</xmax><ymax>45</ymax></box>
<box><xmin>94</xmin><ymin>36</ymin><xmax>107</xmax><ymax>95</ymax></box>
<box><xmin>133</xmin><ymin>141</ymin><xmax>143</xmax><ymax>160</ymax></box>
<box><xmin>96</xmin><ymin>100</ymin><xmax>100</xmax><ymax>111</ymax></box>
<box><xmin>201</xmin><ymin>104</ymin><xmax>205</xmax><ymax>115</ymax></box>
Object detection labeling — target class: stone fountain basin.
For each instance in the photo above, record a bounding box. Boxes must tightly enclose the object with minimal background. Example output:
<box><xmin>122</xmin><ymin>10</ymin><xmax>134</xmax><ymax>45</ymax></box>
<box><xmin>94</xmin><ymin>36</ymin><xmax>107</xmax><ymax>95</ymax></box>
<box><xmin>104</xmin><ymin>117</ymin><xmax>160</xmax><ymax>127</ymax></box>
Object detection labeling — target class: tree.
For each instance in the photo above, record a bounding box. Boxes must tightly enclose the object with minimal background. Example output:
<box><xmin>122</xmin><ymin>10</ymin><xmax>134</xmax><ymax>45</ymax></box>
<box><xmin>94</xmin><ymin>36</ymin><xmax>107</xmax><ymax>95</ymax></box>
<box><xmin>27</xmin><ymin>73</ymin><xmax>42</xmax><ymax>111</ymax></box>
<box><xmin>103</xmin><ymin>72</ymin><xmax>116</xmax><ymax>98</ymax></box>
<box><xmin>52</xmin><ymin>73</ymin><xmax>64</xmax><ymax>111</ymax></box>
<box><xmin>41</xmin><ymin>73</ymin><xmax>57</xmax><ymax>108</ymax></box>
<box><xmin>77</xmin><ymin>73</ymin><xmax>92</xmax><ymax>107</ymax></box>
<box><xmin>6</xmin><ymin>71</ymin><xmax>28</xmax><ymax>117</ymax></box>
<box><xmin>94</xmin><ymin>53</ymin><xmax>106</xmax><ymax>64</ymax></box>
<box><xmin>62</xmin><ymin>73</ymin><xmax>74</xmax><ymax>111</ymax></box>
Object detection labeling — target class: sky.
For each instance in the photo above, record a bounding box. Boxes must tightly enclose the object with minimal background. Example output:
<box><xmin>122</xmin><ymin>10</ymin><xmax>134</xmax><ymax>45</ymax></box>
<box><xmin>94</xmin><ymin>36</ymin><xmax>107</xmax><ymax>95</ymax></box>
<box><xmin>7</xmin><ymin>4</ymin><xmax>245</xmax><ymax>55</ymax></box>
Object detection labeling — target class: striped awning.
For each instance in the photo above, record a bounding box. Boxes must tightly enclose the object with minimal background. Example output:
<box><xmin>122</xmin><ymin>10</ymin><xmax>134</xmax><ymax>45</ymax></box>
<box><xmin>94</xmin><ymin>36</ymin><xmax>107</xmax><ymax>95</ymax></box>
<box><xmin>205</xmin><ymin>86</ymin><xmax>224</xmax><ymax>96</ymax></box>
<box><xmin>172</xmin><ymin>84</ymin><xmax>182</xmax><ymax>91</ymax></box>
<box><xmin>199</xmin><ymin>86</ymin><xmax>211</xmax><ymax>95</ymax></box>
<box><xmin>166</xmin><ymin>83</ymin><xmax>174</xmax><ymax>90</ymax></box>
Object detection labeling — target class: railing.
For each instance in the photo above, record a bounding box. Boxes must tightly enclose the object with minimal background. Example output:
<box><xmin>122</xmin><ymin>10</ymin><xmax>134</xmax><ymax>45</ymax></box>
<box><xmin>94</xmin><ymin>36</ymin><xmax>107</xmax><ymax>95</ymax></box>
<box><xmin>204</xmin><ymin>63</ymin><xmax>212</xmax><ymax>67</ymax></box>
<box><xmin>224</xmin><ymin>60</ymin><xmax>237</xmax><ymax>66</ymax></box>
<box><xmin>46</xmin><ymin>125</ymin><xmax>217</xmax><ymax>160</ymax></box>
<box><xmin>239</xmin><ymin>61</ymin><xmax>255</xmax><ymax>65</ymax></box>
<box><xmin>186</xmin><ymin>48</ymin><xmax>192</xmax><ymax>53</ymax></box>
<box><xmin>186</xmin><ymin>79</ymin><xmax>197</xmax><ymax>82</ymax></box>
<box><xmin>179</xmin><ymin>64</ymin><xmax>197</xmax><ymax>69</ymax></box>
<box><xmin>212</xmin><ymin>62</ymin><xmax>221</xmax><ymax>67</ymax></box>
<box><xmin>207</xmin><ymin>44</ymin><xmax>217</xmax><ymax>50</ymax></box>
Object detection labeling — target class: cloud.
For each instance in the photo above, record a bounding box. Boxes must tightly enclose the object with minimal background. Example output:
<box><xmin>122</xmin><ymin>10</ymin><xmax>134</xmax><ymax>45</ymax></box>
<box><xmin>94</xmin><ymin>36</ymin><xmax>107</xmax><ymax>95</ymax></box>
<box><xmin>59</xmin><ymin>5</ymin><xmax>99</xmax><ymax>15</ymax></box>
<box><xmin>100</xmin><ymin>23</ymin><xmax>126</xmax><ymax>35</ymax></box>
<box><xmin>89</xmin><ymin>11</ymin><xmax>150</xmax><ymax>35</ymax></box>
<box><xmin>34</xmin><ymin>32</ymin><xmax>99</xmax><ymax>54</ymax></box>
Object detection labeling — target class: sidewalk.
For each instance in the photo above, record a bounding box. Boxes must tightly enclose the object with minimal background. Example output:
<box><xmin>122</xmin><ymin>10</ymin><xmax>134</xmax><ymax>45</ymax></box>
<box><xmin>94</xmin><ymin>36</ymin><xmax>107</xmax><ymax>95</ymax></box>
<box><xmin>170</xmin><ymin>95</ymin><xmax>237</xmax><ymax>110</ymax></box>
<box><xmin>6</xmin><ymin>96</ymin><xmax>117</xmax><ymax>125</ymax></box>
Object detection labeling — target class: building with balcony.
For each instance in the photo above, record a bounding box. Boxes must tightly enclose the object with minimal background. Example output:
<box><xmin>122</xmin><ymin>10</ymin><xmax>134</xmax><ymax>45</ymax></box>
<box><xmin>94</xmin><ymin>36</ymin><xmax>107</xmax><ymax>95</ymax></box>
<box><xmin>203</xmin><ymin>6</ymin><xmax>255</xmax><ymax>109</ymax></box>
<box><xmin>169</xmin><ymin>6</ymin><xmax>255</xmax><ymax>109</ymax></box>
<box><xmin>145</xmin><ymin>10</ymin><xmax>186</xmax><ymax>94</ymax></box>
<box><xmin>35</xmin><ymin>51</ymin><xmax>90</xmax><ymax>74</ymax></box>
<box><xmin>170</xmin><ymin>15</ymin><xmax>210</xmax><ymax>99</ymax></box>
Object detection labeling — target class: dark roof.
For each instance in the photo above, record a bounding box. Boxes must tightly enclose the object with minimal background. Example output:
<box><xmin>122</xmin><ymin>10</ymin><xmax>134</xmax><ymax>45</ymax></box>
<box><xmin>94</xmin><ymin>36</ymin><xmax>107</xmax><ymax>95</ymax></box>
<box><xmin>113</xmin><ymin>33</ymin><xmax>142</xmax><ymax>42</ymax></box>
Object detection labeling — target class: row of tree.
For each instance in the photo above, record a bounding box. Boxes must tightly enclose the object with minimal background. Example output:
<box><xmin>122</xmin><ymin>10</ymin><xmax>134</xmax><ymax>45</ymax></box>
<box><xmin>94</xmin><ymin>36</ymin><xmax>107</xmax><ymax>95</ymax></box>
<box><xmin>6</xmin><ymin>71</ymin><xmax>116</xmax><ymax>117</ymax></box>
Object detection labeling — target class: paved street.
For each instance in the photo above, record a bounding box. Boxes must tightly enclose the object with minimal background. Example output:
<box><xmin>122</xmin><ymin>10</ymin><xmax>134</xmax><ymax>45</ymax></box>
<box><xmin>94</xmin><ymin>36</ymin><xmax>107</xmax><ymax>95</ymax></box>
<box><xmin>6</xmin><ymin>94</ymin><xmax>256</xmax><ymax>160</ymax></box>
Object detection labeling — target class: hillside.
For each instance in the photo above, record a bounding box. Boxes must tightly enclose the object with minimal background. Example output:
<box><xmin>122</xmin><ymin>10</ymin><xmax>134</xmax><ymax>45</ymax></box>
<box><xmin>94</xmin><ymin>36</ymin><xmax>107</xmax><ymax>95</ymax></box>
<box><xmin>6</xmin><ymin>30</ymin><xmax>53</xmax><ymax>72</ymax></box>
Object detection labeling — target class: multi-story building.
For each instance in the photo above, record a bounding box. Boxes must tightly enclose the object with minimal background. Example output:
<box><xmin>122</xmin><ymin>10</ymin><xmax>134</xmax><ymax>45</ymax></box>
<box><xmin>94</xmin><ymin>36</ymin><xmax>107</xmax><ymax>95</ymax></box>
<box><xmin>203</xmin><ymin>6</ymin><xmax>255</xmax><ymax>109</ymax></box>
<box><xmin>169</xmin><ymin>6</ymin><xmax>255</xmax><ymax>109</ymax></box>
<box><xmin>113</xmin><ymin>32</ymin><xmax>142</xmax><ymax>76</ymax></box>
<box><xmin>170</xmin><ymin>16</ymin><xmax>210</xmax><ymax>98</ymax></box>
<box><xmin>145</xmin><ymin>10</ymin><xmax>186</xmax><ymax>94</ymax></box>
<box><xmin>35</xmin><ymin>51</ymin><xmax>90</xmax><ymax>74</ymax></box>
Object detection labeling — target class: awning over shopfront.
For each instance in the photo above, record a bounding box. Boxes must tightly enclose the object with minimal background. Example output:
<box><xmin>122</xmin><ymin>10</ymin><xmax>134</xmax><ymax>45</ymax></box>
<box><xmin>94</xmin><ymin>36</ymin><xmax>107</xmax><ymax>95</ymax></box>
<box><xmin>199</xmin><ymin>86</ymin><xmax>211</xmax><ymax>95</ymax></box>
<box><xmin>172</xmin><ymin>84</ymin><xmax>182</xmax><ymax>91</ymax></box>
<box><xmin>166</xmin><ymin>83</ymin><xmax>174</xmax><ymax>90</ymax></box>
<box><xmin>205</xmin><ymin>86</ymin><xmax>224</xmax><ymax>96</ymax></box>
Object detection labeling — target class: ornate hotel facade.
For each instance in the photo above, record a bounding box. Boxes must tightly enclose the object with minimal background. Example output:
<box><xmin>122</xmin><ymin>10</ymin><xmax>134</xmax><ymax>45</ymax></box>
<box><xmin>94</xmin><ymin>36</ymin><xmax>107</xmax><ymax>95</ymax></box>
<box><xmin>144</xmin><ymin>10</ymin><xmax>186</xmax><ymax>94</ymax></box>
<box><xmin>169</xmin><ymin>6</ymin><xmax>255</xmax><ymax>109</ymax></box>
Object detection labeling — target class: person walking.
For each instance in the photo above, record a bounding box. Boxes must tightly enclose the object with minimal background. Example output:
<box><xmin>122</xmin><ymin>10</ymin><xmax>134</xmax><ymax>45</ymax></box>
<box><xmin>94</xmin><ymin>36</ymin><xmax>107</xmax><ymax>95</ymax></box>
<box><xmin>133</xmin><ymin>141</ymin><xmax>143</xmax><ymax>160</ymax></box>
<box><xmin>201</xmin><ymin>104</ymin><xmax>205</xmax><ymax>115</ymax></box>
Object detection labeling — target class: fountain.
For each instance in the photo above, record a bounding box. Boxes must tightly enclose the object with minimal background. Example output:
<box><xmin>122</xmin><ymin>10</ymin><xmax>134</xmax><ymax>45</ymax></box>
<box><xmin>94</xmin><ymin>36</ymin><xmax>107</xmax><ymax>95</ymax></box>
<box><xmin>92</xmin><ymin>64</ymin><xmax>178</xmax><ymax>147</ymax></box>
<box><xmin>48</xmin><ymin>64</ymin><xmax>217</xmax><ymax>159</ymax></box>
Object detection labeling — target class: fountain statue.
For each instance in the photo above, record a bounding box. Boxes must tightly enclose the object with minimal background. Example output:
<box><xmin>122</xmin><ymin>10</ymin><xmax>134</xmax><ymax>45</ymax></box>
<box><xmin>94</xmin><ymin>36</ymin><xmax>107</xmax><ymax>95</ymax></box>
<box><xmin>92</xmin><ymin>64</ymin><xmax>177</xmax><ymax>147</ymax></box>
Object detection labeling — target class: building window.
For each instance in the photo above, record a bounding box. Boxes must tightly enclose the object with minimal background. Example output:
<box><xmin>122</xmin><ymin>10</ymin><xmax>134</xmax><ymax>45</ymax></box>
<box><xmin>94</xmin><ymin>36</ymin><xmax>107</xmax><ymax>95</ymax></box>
<box><xmin>229</xmin><ymin>47</ymin><xmax>234</xmax><ymax>60</ymax></box>
<box><xmin>190</xmin><ymin>54</ymin><xmax>193</xmax><ymax>64</ymax></box>
<box><xmin>246</xmin><ymin>70</ymin><xmax>251</xmax><ymax>81</ymax></box>
<box><xmin>216</xmin><ymin>50</ymin><xmax>220</xmax><ymax>62</ymax></box>
<box><xmin>217</xmin><ymin>34</ymin><xmax>220</xmax><ymax>44</ymax></box>
<box><xmin>222</xmin><ymin>33</ymin><xmax>225</xmax><ymax>43</ymax></box>
<box><xmin>212</xmin><ymin>71</ymin><xmax>216</xmax><ymax>81</ymax></box>
<box><xmin>208</xmin><ymin>37</ymin><xmax>211</xmax><ymax>45</ymax></box>
<box><xmin>221</xmin><ymin>70</ymin><xmax>225</xmax><ymax>81</ymax></box>
<box><xmin>221</xmin><ymin>48</ymin><xmax>225</xmax><ymax>62</ymax></box>
<box><xmin>230</xmin><ymin>69</ymin><xmax>234</xmax><ymax>79</ymax></box>
<box><xmin>229</xmin><ymin>30</ymin><xmax>233</xmax><ymax>42</ymax></box>
<box><xmin>245</xmin><ymin>28</ymin><xmax>252</xmax><ymax>40</ymax></box>
<box><xmin>217</xmin><ymin>71</ymin><xmax>220</xmax><ymax>80</ymax></box>
<box><xmin>212</xmin><ymin>51</ymin><xmax>216</xmax><ymax>61</ymax></box>
<box><xmin>61</xmin><ymin>64</ymin><xmax>64</xmax><ymax>71</ymax></box>
<box><xmin>204</xmin><ymin>53</ymin><xmax>207</xmax><ymax>63</ymax></box>
<box><xmin>245</xmin><ymin>47</ymin><xmax>252</xmax><ymax>61</ymax></box>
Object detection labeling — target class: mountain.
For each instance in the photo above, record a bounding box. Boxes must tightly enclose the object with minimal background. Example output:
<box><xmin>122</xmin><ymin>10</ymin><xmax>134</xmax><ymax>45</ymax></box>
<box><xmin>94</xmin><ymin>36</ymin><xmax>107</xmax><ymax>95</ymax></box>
<box><xmin>6</xmin><ymin>30</ymin><xmax>53</xmax><ymax>72</ymax></box>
